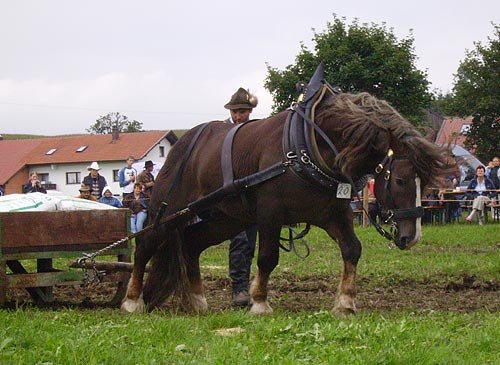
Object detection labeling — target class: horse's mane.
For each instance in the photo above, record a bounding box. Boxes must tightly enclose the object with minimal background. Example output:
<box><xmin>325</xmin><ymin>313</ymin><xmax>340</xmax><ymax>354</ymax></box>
<box><xmin>319</xmin><ymin>92</ymin><xmax>451</xmax><ymax>187</ymax></box>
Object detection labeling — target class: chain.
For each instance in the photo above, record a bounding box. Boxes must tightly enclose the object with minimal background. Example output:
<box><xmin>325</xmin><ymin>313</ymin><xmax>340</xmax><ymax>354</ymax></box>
<box><xmin>76</xmin><ymin>236</ymin><xmax>130</xmax><ymax>286</ymax></box>
<box><xmin>300</xmin><ymin>150</ymin><xmax>342</xmax><ymax>184</ymax></box>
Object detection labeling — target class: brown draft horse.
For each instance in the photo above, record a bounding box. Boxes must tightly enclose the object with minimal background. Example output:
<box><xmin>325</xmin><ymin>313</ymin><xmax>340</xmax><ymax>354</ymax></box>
<box><xmin>121</xmin><ymin>77</ymin><xmax>448</xmax><ymax>315</ymax></box>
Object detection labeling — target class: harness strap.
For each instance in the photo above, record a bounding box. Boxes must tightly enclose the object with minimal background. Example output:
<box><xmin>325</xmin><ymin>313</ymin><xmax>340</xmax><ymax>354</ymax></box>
<box><xmin>221</xmin><ymin>123</ymin><xmax>245</xmax><ymax>187</ymax></box>
<box><xmin>391</xmin><ymin>207</ymin><xmax>424</xmax><ymax>220</ymax></box>
<box><xmin>188</xmin><ymin>161</ymin><xmax>287</xmax><ymax>214</ymax></box>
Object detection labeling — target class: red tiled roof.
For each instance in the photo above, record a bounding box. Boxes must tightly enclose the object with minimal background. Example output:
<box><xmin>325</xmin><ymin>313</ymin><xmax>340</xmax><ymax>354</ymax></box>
<box><xmin>0</xmin><ymin>130</ymin><xmax>173</xmax><ymax>185</ymax></box>
<box><xmin>435</xmin><ymin>116</ymin><xmax>473</xmax><ymax>146</ymax></box>
<box><xmin>22</xmin><ymin>130</ymin><xmax>170</xmax><ymax>164</ymax></box>
<box><xmin>0</xmin><ymin>139</ymin><xmax>43</xmax><ymax>185</ymax></box>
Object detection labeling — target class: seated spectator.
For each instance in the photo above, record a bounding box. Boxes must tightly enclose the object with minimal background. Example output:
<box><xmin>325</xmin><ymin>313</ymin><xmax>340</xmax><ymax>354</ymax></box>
<box><xmin>23</xmin><ymin>172</ymin><xmax>47</xmax><ymax>194</ymax></box>
<box><xmin>77</xmin><ymin>184</ymin><xmax>97</xmax><ymax>201</ymax></box>
<box><xmin>99</xmin><ymin>186</ymin><xmax>123</xmax><ymax>208</ymax></box>
<box><xmin>465</xmin><ymin>165</ymin><xmax>497</xmax><ymax>224</ymax></box>
<box><xmin>123</xmin><ymin>183</ymin><xmax>148</xmax><ymax>233</ymax></box>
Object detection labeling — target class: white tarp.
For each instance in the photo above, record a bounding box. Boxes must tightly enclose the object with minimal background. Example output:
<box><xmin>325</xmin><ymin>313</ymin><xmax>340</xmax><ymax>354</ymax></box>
<box><xmin>0</xmin><ymin>192</ymin><xmax>117</xmax><ymax>212</ymax></box>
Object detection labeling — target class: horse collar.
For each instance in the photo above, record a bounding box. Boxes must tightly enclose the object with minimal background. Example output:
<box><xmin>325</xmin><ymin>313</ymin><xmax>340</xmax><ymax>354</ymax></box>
<box><xmin>282</xmin><ymin>84</ymin><xmax>365</xmax><ymax>193</ymax></box>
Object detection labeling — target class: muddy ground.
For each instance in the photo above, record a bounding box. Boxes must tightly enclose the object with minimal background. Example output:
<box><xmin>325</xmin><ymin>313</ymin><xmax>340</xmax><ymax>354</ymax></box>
<box><xmin>5</xmin><ymin>273</ymin><xmax>499</xmax><ymax>313</ymax></box>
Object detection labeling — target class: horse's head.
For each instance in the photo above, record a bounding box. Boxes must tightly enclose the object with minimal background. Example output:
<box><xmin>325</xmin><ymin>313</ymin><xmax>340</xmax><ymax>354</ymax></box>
<box><xmin>373</xmin><ymin>151</ymin><xmax>423</xmax><ymax>250</ymax></box>
<box><xmin>309</xmin><ymin>89</ymin><xmax>451</xmax><ymax>249</ymax></box>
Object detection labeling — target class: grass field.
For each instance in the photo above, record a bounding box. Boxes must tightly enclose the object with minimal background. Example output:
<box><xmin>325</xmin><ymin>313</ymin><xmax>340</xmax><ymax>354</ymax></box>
<box><xmin>1</xmin><ymin>223</ymin><xmax>499</xmax><ymax>364</ymax></box>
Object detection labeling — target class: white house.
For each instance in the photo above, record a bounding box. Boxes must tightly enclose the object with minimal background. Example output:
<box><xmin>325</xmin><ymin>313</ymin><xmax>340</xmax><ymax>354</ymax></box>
<box><xmin>0</xmin><ymin>130</ymin><xmax>178</xmax><ymax>196</ymax></box>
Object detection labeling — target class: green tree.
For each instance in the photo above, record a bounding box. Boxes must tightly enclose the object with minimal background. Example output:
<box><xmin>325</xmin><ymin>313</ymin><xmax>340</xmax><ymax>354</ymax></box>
<box><xmin>265</xmin><ymin>16</ymin><xmax>431</xmax><ymax>125</ymax></box>
<box><xmin>450</xmin><ymin>24</ymin><xmax>499</xmax><ymax>162</ymax></box>
<box><xmin>87</xmin><ymin>112</ymin><xmax>143</xmax><ymax>134</ymax></box>
<box><xmin>430</xmin><ymin>91</ymin><xmax>455</xmax><ymax>117</ymax></box>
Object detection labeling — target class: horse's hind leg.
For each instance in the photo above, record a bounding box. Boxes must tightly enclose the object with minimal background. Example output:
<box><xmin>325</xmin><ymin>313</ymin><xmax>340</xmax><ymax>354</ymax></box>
<box><xmin>121</xmin><ymin>232</ymin><xmax>158</xmax><ymax>313</ymax></box>
<box><xmin>325</xmin><ymin>217</ymin><xmax>362</xmax><ymax>315</ymax></box>
<box><xmin>249</xmin><ymin>224</ymin><xmax>281</xmax><ymax>315</ymax></box>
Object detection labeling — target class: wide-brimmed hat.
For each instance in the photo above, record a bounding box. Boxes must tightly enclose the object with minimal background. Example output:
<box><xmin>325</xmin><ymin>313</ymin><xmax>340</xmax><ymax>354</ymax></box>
<box><xmin>144</xmin><ymin>160</ymin><xmax>155</xmax><ymax>168</ymax></box>
<box><xmin>224</xmin><ymin>88</ymin><xmax>258</xmax><ymax>110</ymax></box>
<box><xmin>79</xmin><ymin>184</ymin><xmax>91</xmax><ymax>192</ymax></box>
<box><xmin>87</xmin><ymin>162</ymin><xmax>100</xmax><ymax>171</ymax></box>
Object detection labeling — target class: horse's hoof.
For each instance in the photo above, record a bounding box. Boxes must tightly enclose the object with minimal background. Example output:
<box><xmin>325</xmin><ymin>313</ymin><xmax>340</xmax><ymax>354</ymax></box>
<box><xmin>190</xmin><ymin>293</ymin><xmax>208</xmax><ymax>313</ymax></box>
<box><xmin>333</xmin><ymin>294</ymin><xmax>356</xmax><ymax>316</ymax></box>
<box><xmin>121</xmin><ymin>295</ymin><xmax>145</xmax><ymax>313</ymax></box>
<box><xmin>332</xmin><ymin>306</ymin><xmax>356</xmax><ymax>317</ymax></box>
<box><xmin>249</xmin><ymin>301</ymin><xmax>273</xmax><ymax>315</ymax></box>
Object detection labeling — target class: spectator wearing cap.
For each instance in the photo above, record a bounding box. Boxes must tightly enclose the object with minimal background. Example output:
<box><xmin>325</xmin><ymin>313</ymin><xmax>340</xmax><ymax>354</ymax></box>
<box><xmin>99</xmin><ymin>186</ymin><xmax>123</xmax><ymax>208</ymax></box>
<box><xmin>77</xmin><ymin>184</ymin><xmax>97</xmax><ymax>201</ymax></box>
<box><xmin>82</xmin><ymin>161</ymin><xmax>107</xmax><ymax>199</ymax></box>
<box><xmin>224</xmin><ymin>87</ymin><xmax>259</xmax><ymax>307</ymax></box>
<box><xmin>137</xmin><ymin>160</ymin><xmax>156</xmax><ymax>197</ymax></box>
<box><xmin>119</xmin><ymin>156</ymin><xmax>137</xmax><ymax>199</ymax></box>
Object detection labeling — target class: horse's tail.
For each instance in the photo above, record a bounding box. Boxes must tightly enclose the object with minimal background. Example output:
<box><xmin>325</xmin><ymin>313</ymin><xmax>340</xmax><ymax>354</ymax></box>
<box><xmin>142</xmin><ymin>226</ymin><xmax>191</xmax><ymax>310</ymax></box>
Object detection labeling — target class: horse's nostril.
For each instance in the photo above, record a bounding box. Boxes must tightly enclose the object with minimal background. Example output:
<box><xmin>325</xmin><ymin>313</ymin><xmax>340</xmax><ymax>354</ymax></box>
<box><xmin>398</xmin><ymin>236</ymin><xmax>410</xmax><ymax>250</ymax></box>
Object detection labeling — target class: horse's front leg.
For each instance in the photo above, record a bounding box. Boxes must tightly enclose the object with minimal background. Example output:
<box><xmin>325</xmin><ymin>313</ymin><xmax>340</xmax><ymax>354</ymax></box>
<box><xmin>325</xmin><ymin>216</ymin><xmax>362</xmax><ymax>315</ymax></box>
<box><xmin>249</xmin><ymin>224</ymin><xmax>281</xmax><ymax>315</ymax></box>
<box><xmin>121</xmin><ymin>233</ymin><xmax>157</xmax><ymax>313</ymax></box>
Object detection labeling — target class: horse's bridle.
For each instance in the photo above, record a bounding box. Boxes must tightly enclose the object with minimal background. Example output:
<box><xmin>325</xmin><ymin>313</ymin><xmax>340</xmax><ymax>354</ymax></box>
<box><xmin>374</xmin><ymin>149</ymin><xmax>424</xmax><ymax>221</ymax></box>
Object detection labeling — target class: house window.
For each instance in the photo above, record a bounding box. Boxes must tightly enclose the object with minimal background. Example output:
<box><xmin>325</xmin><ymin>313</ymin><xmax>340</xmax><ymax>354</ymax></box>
<box><xmin>46</xmin><ymin>148</ymin><xmax>57</xmax><ymax>155</ymax></box>
<box><xmin>76</xmin><ymin>145</ymin><xmax>88</xmax><ymax>152</ymax></box>
<box><xmin>460</xmin><ymin>125</ymin><xmax>470</xmax><ymax>135</ymax></box>
<box><xmin>66</xmin><ymin>172</ymin><xmax>81</xmax><ymax>184</ymax></box>
<box><xmin>159</xmin><ymin>146</ymin><xmax>165</xmax><ymax>157</ymax></box>
<box><xmin>112</xmin><ymin>169</ymin><xmax>119</xmax><ymax>182</ymax></box>
<box><xmin>38</xmin><ymin>173</ymin><xmax>49</xmax><ymax>183</ymax></box>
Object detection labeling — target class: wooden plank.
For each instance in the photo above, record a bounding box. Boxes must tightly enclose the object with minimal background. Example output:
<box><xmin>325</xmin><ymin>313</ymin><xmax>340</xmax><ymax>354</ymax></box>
<box><xmin>6</xmin><ymin>271</ymin><xmax>128</xmax><ymax>289</ymax></box>
<box><xmin>0</xmin><ymin>210</ymin><xmax>129</xmax><ymax>250</ymax></box>
<box><xmin>37</xmin><ymin>258</ymin><xmax>53</xmax><ymax>300</ymax></box>
<box><xmin>2</xmin><ymin>248</ymin><xmax>131</xmax><ymax>260</ymax></box>
<box><xmin>0</xmin><ymin>259</ymin><xmax>6</xmax><ymax>306</ymax></box>
<box><xmin>6</xmin><ymin>260</ymin><xmax>51</xmax><ymax>302</ymax></box>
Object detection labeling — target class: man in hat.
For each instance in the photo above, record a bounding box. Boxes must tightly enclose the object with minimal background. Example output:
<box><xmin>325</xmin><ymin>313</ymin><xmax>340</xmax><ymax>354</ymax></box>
<box><xmin>224</xmin><ymin>87</ymin><xmax>259</xmax><ymax>307</ymax></box>
<box><xmin>82</xmin><ymin>161</ymin><xmax>107</xmax><ymax>199</ymax></box>
<box><xmin>77</xmin><ymin>183</ymin><xmax>97</xmax><ymax>201</ymax></box>
<box><xmin>137</xmin><ymin>160</ymin><xmax>156</xmax><ymax>197</ymax></box>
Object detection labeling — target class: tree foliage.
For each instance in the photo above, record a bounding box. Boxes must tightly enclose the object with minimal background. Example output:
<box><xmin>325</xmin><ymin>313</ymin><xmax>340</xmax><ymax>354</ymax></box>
<box><xmin>429</xmin><ymin>91</ymin><xmax>455</xmax><ymax>117</ymax></box>
<box><xmin>87</xmin><ymin>112</ymin><xmax>143</xmax><ymax>134</ymax></box>
<box><xmin>265</xmin><ymin>16</ymin><xmax>431</xmax><ymax>125</ymax></box>
<box><xmin>450</xmin><ymin>24</ymin><xmax>499</xmax><ymax>162</ymax></box>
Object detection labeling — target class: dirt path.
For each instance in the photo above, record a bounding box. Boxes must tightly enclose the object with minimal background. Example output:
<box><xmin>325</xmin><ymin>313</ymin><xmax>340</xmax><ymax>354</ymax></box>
<box><xmin>5</xmin><ymin>273</ymin><xmax>499</xmax><ymax>313</ymax></box>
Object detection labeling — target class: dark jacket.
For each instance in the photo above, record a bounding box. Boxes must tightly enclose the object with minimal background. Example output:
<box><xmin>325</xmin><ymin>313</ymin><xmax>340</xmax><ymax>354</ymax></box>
<box><xmin>23</xmin><ymin>181</ymin><xmax>47</xmax><ymax>194</ymax></box>
<box><xmin>123</xmin><ymin>192</ymin><xmax>148</xmax><ymax>214</ymax></box>
<box><xmin>82</xmin><ymin>174</ymin><xmax>107</xmax><ymax>199</ymax></box>
<box><xmin>466</xmin><ymin>177</ymin><xmax>497</xmax><ymax>200</ymax></box>
<box><xmin>489</xmin><ymin>166</ymin><xmax>500</xmax><ymax>189</ymax></box>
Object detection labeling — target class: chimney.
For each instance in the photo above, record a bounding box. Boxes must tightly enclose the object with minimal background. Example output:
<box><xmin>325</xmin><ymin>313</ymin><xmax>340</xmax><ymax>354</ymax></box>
<box><xmin>111</xmin><ymin>127</ymin><xmax>119</xmax><ymax>142</ymax></box>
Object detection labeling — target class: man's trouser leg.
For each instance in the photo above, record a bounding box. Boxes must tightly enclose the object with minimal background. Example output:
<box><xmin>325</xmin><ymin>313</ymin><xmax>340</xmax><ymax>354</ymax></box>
<box><xmin>229</xmin><ymin>225</ymin><xmax>257</xmax><ymax>294</ymax></box>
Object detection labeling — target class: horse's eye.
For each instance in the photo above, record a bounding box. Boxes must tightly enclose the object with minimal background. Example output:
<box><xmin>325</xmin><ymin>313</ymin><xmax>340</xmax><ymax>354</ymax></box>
<box><xmin>395</xmin><ymin>178</ymin><xmax>405</xmax><ymax>186</ymax></box>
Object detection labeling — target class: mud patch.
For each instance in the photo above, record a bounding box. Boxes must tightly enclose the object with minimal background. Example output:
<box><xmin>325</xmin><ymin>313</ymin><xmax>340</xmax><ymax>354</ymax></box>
<box><xmin>4</xmin><ymin>273</ymin><xmax>499</xmax><ymax>313</ymax></box>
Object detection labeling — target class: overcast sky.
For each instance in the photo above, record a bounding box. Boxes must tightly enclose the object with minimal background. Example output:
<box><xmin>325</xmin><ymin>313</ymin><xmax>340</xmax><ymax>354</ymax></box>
<box><xmin>1</xmin><ymin>1</ymin><xmax>498</xmax><ymax>135</ymax></box>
